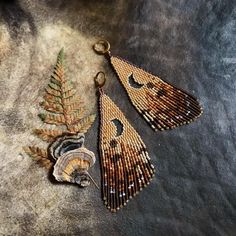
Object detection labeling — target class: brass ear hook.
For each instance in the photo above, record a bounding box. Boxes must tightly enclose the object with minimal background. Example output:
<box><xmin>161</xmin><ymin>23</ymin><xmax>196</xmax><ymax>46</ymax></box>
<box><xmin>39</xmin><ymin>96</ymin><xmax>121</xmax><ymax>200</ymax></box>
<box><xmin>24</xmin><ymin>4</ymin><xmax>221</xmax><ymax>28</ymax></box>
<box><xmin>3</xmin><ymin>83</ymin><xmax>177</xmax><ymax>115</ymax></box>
<box><xmin>94</xmin><ymin>71</ymin><xmax>106</xmax><ymax>88</ymax></box>
<box><xmin>93</xmin><ymin>40</ymin><xmax>111</xmax><ymax>55</ymax></box>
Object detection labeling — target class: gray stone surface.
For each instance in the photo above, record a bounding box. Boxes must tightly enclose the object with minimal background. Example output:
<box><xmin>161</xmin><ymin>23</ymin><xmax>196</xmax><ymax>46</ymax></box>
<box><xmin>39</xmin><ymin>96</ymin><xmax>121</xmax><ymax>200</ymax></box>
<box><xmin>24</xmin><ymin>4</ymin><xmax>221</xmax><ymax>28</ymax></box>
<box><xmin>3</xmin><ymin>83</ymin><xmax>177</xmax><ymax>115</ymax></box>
<box><xmin>0</xmin><ymin>0</ymin><xmax>235</xmax><ymax>235</ymax></box>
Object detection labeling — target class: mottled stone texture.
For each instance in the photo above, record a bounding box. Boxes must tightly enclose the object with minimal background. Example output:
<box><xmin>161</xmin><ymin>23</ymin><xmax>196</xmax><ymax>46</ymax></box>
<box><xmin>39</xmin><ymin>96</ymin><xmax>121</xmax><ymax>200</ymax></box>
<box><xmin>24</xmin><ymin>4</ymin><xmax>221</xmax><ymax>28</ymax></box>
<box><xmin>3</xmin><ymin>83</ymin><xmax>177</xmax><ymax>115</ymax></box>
<box><xmin>0</xmin><ymin>0</ymin><xmax>235</xmax><ymax>235</ymax></box>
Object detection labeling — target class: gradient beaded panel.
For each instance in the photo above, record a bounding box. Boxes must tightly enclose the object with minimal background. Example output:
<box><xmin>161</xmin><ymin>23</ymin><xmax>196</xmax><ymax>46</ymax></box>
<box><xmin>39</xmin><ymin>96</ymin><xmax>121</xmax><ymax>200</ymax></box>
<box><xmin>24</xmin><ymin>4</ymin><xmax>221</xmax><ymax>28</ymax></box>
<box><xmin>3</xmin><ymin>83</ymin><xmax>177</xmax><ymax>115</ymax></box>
<box><xmin>110</xmin><ymin>56</ymin><xmax>203</xmax><ymax>131</ymax></box>
<box><xmin>98</xmin><ymin>89</ymin><xmax>155</xmax><ymax>212</ymax></box>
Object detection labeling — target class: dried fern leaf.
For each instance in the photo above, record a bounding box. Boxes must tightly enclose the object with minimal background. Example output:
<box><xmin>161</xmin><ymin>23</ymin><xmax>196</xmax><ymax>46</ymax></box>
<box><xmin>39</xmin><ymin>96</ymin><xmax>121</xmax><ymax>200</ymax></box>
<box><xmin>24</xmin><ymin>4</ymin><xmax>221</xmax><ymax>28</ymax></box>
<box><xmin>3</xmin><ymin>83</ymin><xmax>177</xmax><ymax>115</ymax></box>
<box><xmin>48</xmin><ymin>81</ymin><xmax>60</xmax><ymax>91</ymax></box>
<box><xmin>50</xmin><ymin>77</ymin><xmax>61</xmax><ymax>86</ymax></box>
<box><xmin>70</xmin><ymin>114</ymin><xmax>96</xmax><ymax>133</ymax></box>
<box><xmin>64</xmin><ymin>109</ymin><xmax>84</xmax><ymax>125</ymax></box>
<box><xmin>63</xmin><ymin>95</ymin><xmax>81</xmax><ymax>105</ymax></box>
<box><xmin>52</xmin><ymin>49</ymin><xmax>65</xmax><ymax>83</ymax></box>
<box><xmin>62</xmin><ymin>88</ymin><xmax>76</xmax><ymax>99</ymax></box>
<box><xmin>45</xmin><ymin>87</ymin><xmax>61</xmax><ymax>97</ymax></box>
<box><xmin>39</xmin><ymin>49</ymin><xmax>93</xmax><ymax>131</ymax></box>
<box><xmin>24</xmin><ymin>146</ymin><xmax>48</xmax><ymax>159</ymax></box>
<box><xmin>50</xmin><ymin>77</ymin><xmax>72</xmax><ymax>90</ymax></box>
<box><xmin>65</xmin><ymin>108</ymin><xmax>86</xmax><ymax>125</ymax></box>
<box><xmin>78</xmin><ymin>114</ymin><xmax>96</xmax><ymax>133</ymax></box>
<box><xmin>51</xmin><ymin>74</ymin><xmax>63</xmax><ymax>84</ymax></box>
<box><xmin>48</xmin><ymin>82</ymin><xmax>60</xmax><ymax>91</ymax></box>
<box><xmin>61</xmin><ymin>81</ymin><xmax>74</xmax><ymax>92</ymax></box>
<box><xmin>56</xmin><ymin>48</ymin><xmax>64</xmax><ymax>67</ymax></box>
<box><xmin>23</xmin><ymin>146</ymin><xmax>53</xmax><ymax>169</ymax></box>
<box><xmin>39</xmin><ymin>113</ymin><xmax>66</xmax><ymax>125</ymax></box>
<box><xmin>43</xmin><ymin>94</ymin><xmax>62</xmax><ymax>104</ymax></box>
<box><xmin>53</xmin><ymin>68</ymin><xmax>64</xmax><ymax>82</ymax></box>
<box><xmin>34</xmin><ymin>129</ymin><xmax>63</xmax><ymax>142</ymax></box>
<box><xmin>41</xmin><ymin>101</ymin><xmax>64</xmax><ymax>113</ymax></box>
<box><xmin>64</xmin><ymin>102</ymin><xmax>84</xmax><ymax>114</ymax></box>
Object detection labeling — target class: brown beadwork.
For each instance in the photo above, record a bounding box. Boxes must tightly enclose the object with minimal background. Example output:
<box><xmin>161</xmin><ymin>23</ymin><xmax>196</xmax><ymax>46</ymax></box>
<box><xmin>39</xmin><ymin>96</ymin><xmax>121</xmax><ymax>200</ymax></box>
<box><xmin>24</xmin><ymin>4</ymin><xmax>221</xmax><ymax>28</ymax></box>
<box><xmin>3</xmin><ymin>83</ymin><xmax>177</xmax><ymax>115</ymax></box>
<box><xmin>93</xmin><ymin>40</ymin><xmax>203</xmax><ymax>131</ymax></box>
<box><xmin>97</xmin><ymin>87</ymin><xmax>155</xmax><ymax>212</ymax></box>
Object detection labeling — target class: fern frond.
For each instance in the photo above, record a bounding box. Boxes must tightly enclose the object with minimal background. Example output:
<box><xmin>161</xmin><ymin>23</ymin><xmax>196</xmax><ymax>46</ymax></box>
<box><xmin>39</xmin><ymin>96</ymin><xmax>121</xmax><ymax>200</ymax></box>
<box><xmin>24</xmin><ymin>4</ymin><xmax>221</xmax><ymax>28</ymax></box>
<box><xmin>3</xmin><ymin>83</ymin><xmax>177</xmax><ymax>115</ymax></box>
<box><xmin>53</xmin><ymin>67</ymin><xmax>64</xmax><ymax>82</ymax></box>
<box><xmin>64</xmin><ymin>102</ymin><xmax>84</xmax><ymax>114</ymax></box>
<box><xmin>62</xmin><ymin>88</ymin><xmax>76</xmax><ymax>99</ymax></box>
<box><xmin>39</xmin><ymin>113</ymin><xmax>66</xmax><ymax>125</ymax></box>
<box><xmin>34</xmin><ymin>129</ymin><xmax>63</xmax><ymax>142</ymax></box>
<box><xmin>73</xmin><ymin>108</ymin><xmax>86</xmax><ymax>121</ymax></box>
<box><xmin>45</xmin><ymin>87</ymin><xmax>61</xmax><ymax>97</ymax></box>
<box><xmin>51</xmin><ymin>73</ymin><xmax>63</xmax><ymax>84</ymax></box>
<box><xmin>61</xmin><ymin>80</ymin><xmax>74</xmax><ymax>92</ymax></box>
<box><xmin>79</xmin><ymin>114</ymin><xmax>96</xmax><ymax>133</ymax></box>
<box><xmin>23</xmin><ymin>146</ymin><xmax>53</xmax><ymax>169</ymax></box>
<box><xmin>39</xmin><ymin>49</ymin><xmax>94</xmax><ymax>133</ymax></box>
<box><xmin>24</xmin><ymin>49</ymin><xmax>96</xmax><ymax>172</ymax></box>
<box><xmin>48</xmin><ymin>81</ymin><xmax>60</xmax><ymax>91</ymax></box>
<box><xmin>43</xmin><ymin>94</ymin><xmax>62</xmax><ymax>104</ymax></box>
<box><xmin>64</xmin><ymin>108</ymin><xmax>85</xmax><ymax>125</ymax></box>
<box><xmin>50</xmin><ymin>77</ymin><xmax>61</xmax><ymax>86</ymax></box>
<box><xmin>69</xmin><ymin>114</ymin><xmax>96</xmax><ymax>133</ymax></box>
<box><xmin>41</xmin><ymin>101</ymin><xmax>63</xmax><ymax>113</ymax></box>
<box><xmin>52</xmin><ymin>48</ymin><xmax>65</xmax><ymax>83</ymax></box>
<box><xmin>57</xmin><ymin>48</ymin><xmax>64</xmax><ymax>64</ymax></box>
<box><xmin>63</xmin><ymin>95</ymin><xmax>81</xmax><ymax>106</ymax></box>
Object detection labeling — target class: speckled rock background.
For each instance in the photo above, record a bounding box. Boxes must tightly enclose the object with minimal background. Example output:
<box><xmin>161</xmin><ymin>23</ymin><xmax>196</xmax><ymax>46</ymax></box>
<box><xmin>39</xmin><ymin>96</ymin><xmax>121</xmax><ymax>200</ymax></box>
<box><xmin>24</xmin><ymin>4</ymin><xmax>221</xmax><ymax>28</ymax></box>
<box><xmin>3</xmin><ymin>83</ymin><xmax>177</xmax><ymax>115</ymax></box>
<box><xmin>0</xmin><ymin>0</ymin><xmax>235</xmax><ymax>235</ymax></box>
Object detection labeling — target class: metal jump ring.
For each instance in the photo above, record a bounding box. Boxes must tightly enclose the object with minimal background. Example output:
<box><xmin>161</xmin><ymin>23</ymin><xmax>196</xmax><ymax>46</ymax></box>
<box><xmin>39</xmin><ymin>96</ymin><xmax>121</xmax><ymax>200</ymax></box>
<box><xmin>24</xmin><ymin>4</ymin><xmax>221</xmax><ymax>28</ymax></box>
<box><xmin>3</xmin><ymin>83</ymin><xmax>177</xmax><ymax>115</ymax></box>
<box><xmin>93</xmin><ymin>40</ymin><xmax>111</xmax><ymax>55</ymax></box>
<box><xmin>94</xmin><ymin>71</ymin><xmax>106</xmax><ymax>88</ymax></box>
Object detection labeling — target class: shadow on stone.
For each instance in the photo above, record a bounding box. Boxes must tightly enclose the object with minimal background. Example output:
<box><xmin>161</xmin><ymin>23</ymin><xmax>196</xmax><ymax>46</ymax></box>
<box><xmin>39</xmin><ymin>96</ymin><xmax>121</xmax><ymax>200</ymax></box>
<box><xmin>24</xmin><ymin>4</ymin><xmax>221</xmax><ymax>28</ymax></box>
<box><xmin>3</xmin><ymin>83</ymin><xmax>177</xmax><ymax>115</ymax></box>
<box><xmin>0</xmin><ymin>0</ymin><xmax>37</xmax><ymax>40</ymax></box>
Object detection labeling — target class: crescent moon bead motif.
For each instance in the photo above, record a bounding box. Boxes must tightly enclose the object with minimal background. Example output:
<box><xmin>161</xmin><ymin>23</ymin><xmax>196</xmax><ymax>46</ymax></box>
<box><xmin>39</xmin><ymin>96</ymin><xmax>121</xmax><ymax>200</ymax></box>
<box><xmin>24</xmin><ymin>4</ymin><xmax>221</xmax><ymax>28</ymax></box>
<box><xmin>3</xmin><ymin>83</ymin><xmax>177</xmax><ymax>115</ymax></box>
<box><xmin>128</xmin><ymin>73</ymin><xmax>144</xmax><ymax>89</ymax></box>
<box><xmin>111</xmin><ymin>119</ymin><xmax>124</xmax><ymax>137</ymax></box>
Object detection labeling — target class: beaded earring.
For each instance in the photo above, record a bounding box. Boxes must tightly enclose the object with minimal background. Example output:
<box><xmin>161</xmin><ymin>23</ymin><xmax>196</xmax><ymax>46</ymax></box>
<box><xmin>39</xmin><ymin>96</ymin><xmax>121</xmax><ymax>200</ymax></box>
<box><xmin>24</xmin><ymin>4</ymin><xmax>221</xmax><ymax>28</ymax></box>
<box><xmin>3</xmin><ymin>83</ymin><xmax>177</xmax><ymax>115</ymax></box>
<box><xmin>93</xmin><ymin>40</ymin><xmax>203</xmax><ymax>131</ymax></box>
<box><xmin>94</xmin><ymin>72</ymin><xmax>155</xmax><ymax>212</ymax></box>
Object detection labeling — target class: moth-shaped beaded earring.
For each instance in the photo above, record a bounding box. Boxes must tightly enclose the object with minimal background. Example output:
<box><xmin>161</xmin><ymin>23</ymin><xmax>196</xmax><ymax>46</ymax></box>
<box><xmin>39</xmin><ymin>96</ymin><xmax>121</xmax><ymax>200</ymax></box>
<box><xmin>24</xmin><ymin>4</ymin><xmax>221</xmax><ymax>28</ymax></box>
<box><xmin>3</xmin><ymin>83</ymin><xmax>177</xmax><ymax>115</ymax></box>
<box><xmin>93</xmin><ymin>40</ymin><xmax>203</xmax><ymax>131</ymax></box>
<box><xmin>94</xmin><ymin>72</ymin><xmax>155</xmax><ymax>212</ymax></box>
<box><xmin>24</xmin><ymin>49</ymin><xmax>98</xmax><ymax>188</ymax></box>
